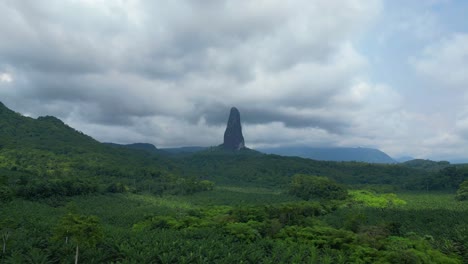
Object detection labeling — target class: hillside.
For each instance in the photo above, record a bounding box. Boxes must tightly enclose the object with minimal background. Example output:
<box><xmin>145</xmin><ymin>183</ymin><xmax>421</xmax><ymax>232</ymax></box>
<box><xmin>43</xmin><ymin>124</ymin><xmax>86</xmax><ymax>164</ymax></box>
<box><xmin>0</xmin><ymin>102</ymin><xmax>187</xmax><ymax>198</ymax></box>
<box><xmin>402</xmin><ymin>159</ymin><xmax>451</xmax><ymax>171</ymax></box>
<box><xmin>257</xmin><ymin>146</ymin><xmax>396</xmax><ymax>164</ymax></box>
<box><xmin>0</xmin><ymin>102</ymin><xmax>158</xmax><ymax>157</ymax></box>
<box><xmin>1</xmin><ymin>102</ymin><xmax>467</xmax><ymax>263</ymax></box>
<box><xmin>0</xmin><ymin>102</ymin><xmax>98</xmax><ymax>151</ymax></box>
<box><xmin>0</xmin><ymin>102</ymin><xmax>464</xmax><ymax>193</ymax></box>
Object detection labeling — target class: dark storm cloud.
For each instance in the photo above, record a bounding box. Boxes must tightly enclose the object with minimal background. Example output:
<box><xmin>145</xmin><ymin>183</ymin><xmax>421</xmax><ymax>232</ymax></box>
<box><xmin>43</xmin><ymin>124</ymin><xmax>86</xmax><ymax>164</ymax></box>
<box><xmin>0</xmin><ymin>1</ymin><xmax>119</xmax><ymax>75</ymax></box>
<box><xmin>0</xmin><ymin>0</ymin><xmax>397</xmax><ymax>150</ymax></box>
<box><xmin>243</xmin><ymin>108</ymin><xmax>348</xmax><ymax>133</ymax></box>
<box><xmin>201</xmin><ymin>105</ymin><xmax>348</xmax><ymax>133</ymax></box>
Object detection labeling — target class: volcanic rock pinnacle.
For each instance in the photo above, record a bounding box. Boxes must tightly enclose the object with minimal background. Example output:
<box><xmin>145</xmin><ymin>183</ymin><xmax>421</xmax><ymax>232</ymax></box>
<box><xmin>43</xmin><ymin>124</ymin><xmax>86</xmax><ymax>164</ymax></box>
<box><xmin>223</xmin><ymin>107</ymin><xmax>245</xmax><ymax>150</ymax></box>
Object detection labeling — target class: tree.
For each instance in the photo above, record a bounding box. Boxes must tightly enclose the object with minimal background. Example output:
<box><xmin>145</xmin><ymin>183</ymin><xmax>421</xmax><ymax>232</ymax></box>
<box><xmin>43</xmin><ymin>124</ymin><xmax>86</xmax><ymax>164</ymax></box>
<box><xmin>106</xmin><ymin>182</ymin><xmax>129</xmax><ymax>193</ymax></box>
<box><xmin>455</xmin><ymin>180</ymin><xmax>468</xmax><ymax>201</ymax></box>
<box><xmin>53</xmin><ymin>213</ymin><xmax>103</xmax><ymax>264</ymax></box>
<box><xmin>348</xmin><ymin>190</ymin><xmax>406</xmax><ymax>208</ymax></box>
<box><xmin>0</xmin><ymin>218</ymin><xmax>16</xmax><ymax>254</ymax></box>
<box><xmin>289</xmin><ymin>174</ymin><xmax>348</xmax><ymax>200</ymax></box>
<box><xmin>0</xmin><ymin>186</ymin><xmax>13</xmax><ymax>203</ymax></box>
<box><xmin>199</xmin><ymin>180</ymin><xmax>215</xmax><ymax>191</ymax></box>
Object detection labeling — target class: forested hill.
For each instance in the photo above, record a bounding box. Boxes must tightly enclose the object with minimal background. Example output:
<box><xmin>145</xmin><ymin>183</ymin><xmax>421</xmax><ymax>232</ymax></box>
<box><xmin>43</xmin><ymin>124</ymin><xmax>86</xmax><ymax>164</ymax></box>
<box><xmin>0</xmin><ymin>101</ymin><xmax>466</xmax><ymax>193</ymax></box>
<box><xmin>401</xmin><ymin>159</ymin><xmax>451</xmax><ymax>171</ymax></box>
<box><xmin>1</xmin><ymin>101</ymin><xmax>149</xmax><ymax>161</ymax></box>
<box><xmin>0</xmin><ymin>104</ymin><xmax>199</xmax><ymax>197</ymax></box>
<box><xmin>0</xmin><ymin>102</ymin><xmax>98</xmax><ymax>151</ymax></box>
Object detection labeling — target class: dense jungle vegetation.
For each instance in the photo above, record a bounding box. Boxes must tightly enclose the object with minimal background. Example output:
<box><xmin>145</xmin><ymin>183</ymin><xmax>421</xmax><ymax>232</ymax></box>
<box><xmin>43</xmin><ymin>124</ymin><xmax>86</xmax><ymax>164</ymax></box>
<box><xmin>1</xmin><ymin>102</ymin><xmax>468</xmax><ymax>263</ymax></box>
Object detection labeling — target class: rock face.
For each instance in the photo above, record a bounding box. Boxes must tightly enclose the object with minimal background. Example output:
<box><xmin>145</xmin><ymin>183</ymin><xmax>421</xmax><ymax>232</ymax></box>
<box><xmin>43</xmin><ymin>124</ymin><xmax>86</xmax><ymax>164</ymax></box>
<box><xmin>223</xmin><ymin>107</ymin><xmax>245</xmax><ymax>150</ymax></box>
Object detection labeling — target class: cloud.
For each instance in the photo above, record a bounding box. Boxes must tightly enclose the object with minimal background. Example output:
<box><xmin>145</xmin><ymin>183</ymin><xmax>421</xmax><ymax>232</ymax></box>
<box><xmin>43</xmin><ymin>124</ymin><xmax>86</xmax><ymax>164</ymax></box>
<box><xmin>7</xmin><ymin>0</ymin><xmax>463</xmax><ymax>161</ymax></box>
<box><xmin>0</xmin><ymin>0</ymin><xmax>387</xmax><ymax>148</ymax></box>
<box><xmin>0</xmin><ymin>73</ymin><xmax>12</xmax><ymax>83</ymax></box>
<box><xmin>410</xmin><ymin>33</ymin><xmax>468</xmax><ymax>89</ymax></box>
<box><xmin>3</xmin><ymin>0</ymin><xmax>465</xmax><ymax>162</ymax></box>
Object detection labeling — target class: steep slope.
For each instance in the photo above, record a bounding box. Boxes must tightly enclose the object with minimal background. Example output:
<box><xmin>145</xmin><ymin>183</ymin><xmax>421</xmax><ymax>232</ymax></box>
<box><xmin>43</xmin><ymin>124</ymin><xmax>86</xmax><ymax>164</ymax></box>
<box><xmin>0</xmin><ymin>102</ymin><xmax>175</xmax><ymax>184</ymax></box>
<box><xmin>257</xmin><ymin>146</ymin><xmax>396</xmax><ymax>164</ymax></box>
<box><xmin>0</xmin><ymin>102</ymin><xmax>99</xmax><ymax>152</ymax></box>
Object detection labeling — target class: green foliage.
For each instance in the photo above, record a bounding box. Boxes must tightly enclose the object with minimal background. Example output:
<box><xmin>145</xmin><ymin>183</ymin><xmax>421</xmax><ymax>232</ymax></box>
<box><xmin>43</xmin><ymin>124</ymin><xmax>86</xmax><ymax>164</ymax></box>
<box><xmin>289</xmin><ymin>174</ymin><xmax>348</xmax><ymax>200</ymax></box>
<box><xmin>16</xmin><ymin>178</ymin><xmax>99</xmax><ymax>200</ymax></box>
<box><xmin>199</xmin><ymin>180</ymin><xmax>215</xmax><ymax>191</ymax></box>
<box><xmin>277</xmin><ymin>225</ymin><xmax>356</xmax><ymax>248</ymax></box>
<box><xmin>1</xmin><ymin>218</ymin><xmax>17</xmax><ymax>255</ymax></box>
<box><xmin>133</xmin><ymin>216</ymin><xmax>186</xmax><ymax>231</ymax></box>
<box><xmin>402</xmin><ymin>159</ymin><xmax>451</xmax><ymax>171</ymax></box>
<box><xmin>106</xmin><ymin>182</ymin><xmax>129</xmax><ymax>193</ymax></box>
<box><xmin>0</xmin><ymin>186</ymin><xmax>13</xmax><ymax>202</ymax></box>
<box><xmin>455</xmin><ymin>180</ymin><xmax>468</xmax><ymax>201</ymax></box>
<box><xmin>0</xmin><ymin>103</ymin><xmax>465</xmax><ymax>263</ymax></box>
<box><xmin>266</xmin><ymin>201</ymin><xmax>328</xmax><ymax>226</ymax></box>
<box><xmin>0</xmin><ymin>190</ymin><xmax>464</xmax><ymax>263</ymax></box>
<box><xmin>348</xmin><ymin>190</ymin><xmax>407</xmax><ymax>208</ymax></box>
<box><xmin>178</xmin><ymin>151</ymin><xmax>435</xmax><ymax>189</ymax></box>
<box><xmin>225</xmin><ymin>221</ymin><xmax>261</xmax><ymax>241</ymax></box>
<box><xmin>168</xmin><ymin>178</ymin><xmax>215</xmax><ymax>195</ymax></box>
<box><xmin>53</xmin><ymin>213</ymin><xmax>103</xmax><ymax>247</ymax></box>
<box><xmin>379</xmin><ymin>236</ymin><xmax>461</xmax><ymax>264</ymax></box>
<box><xmin>426</xmin><ymin>166</ymin><xmax>468</xmax><ymax>190</ymax></box>
<box><xmin>52</xmin><ymin>213</ymin><xmax>103</xmax><ymax>263</ymax></box>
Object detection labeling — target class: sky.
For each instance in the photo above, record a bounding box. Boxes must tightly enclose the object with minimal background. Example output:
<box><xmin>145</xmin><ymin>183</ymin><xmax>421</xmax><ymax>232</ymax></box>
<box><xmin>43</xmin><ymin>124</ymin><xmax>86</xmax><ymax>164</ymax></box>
<box><xmin>0</xmin><ymin>0</ymin><xmax>468</xmax><ymax>161</ymax></box>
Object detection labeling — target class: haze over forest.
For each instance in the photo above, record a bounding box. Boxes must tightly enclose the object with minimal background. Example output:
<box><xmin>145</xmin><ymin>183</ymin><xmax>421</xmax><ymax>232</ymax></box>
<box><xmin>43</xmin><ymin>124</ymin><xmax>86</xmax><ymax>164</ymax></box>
<box><xmin>1</xmin><ymin>0</ymin><xmax>468</xmax><ymax>161</ymax></box>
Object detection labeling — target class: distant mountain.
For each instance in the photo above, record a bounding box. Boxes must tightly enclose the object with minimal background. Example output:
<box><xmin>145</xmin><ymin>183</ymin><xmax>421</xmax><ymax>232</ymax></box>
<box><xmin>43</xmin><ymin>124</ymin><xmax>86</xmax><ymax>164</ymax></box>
<box><xmin>257</xmin><ymin>146</ymin><xmax>396</xmax><ymax>164</ymax></box>
<box><xmin>104</xmin><ymin>142</ymin><xmax>159</xmax><ymax>153</ymax></box>
<box><xmin>448</xmin><ymin>158</ymin><xmax>468</xmax><ymax>164</ymax></box>
<box><xmin>161</xmin><ymin>146</ymin><xmax>207</xmax><ymax>154</ymax></box>
<box><xmin>395</xmin><ymin>156</ymin><xmax>415</xmax><ymax>163</ymax></box>
<box><xmin>125</xmin><ymin>143</ymin><xmax>158</xmax><ymax>152</ymax></box>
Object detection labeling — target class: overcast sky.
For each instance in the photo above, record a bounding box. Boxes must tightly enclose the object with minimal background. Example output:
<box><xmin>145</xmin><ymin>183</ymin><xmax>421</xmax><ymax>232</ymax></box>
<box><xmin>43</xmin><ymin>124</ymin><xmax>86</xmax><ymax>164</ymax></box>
<box><xmin>1</xmin><ymin>0</ymin><xmax>468</xmax><ymax>161</ymax></box>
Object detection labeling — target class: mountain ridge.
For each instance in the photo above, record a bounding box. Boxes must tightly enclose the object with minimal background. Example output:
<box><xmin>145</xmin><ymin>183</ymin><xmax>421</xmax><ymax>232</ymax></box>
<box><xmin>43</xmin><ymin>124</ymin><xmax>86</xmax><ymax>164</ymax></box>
<box><xmin>257</xmin><ymin>146</ymin><xmax>396</xmax><ymax>164</ymax></box>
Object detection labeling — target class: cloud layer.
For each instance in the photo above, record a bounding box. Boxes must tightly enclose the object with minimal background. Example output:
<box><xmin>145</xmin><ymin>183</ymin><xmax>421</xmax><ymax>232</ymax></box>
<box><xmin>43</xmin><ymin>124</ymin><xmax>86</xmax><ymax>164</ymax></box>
<box><xmin>1</xmin><ymin>0</ymin><xmax>468</xmax><ymax>161</ymax></box>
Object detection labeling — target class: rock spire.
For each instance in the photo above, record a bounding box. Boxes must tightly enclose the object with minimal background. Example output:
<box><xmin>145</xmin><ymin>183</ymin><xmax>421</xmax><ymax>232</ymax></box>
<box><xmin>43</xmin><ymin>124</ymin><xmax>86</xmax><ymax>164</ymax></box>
<box><xmin>222</xmin><ymin>107</ymin><xmax>245</xmax><ymax>150</ymax></box>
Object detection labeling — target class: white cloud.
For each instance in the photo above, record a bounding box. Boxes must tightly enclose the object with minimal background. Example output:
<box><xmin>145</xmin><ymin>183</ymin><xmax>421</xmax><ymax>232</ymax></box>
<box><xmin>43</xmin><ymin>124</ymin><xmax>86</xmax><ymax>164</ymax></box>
<box><xmin>410</xmin><ymin>33</ymin><xmax>468</xmax><ymax>89</ymax></box>
<box><xmin>0</xmin><ymin>73</ymin><xmax>12</xmax><ymax>83</ymax></box>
